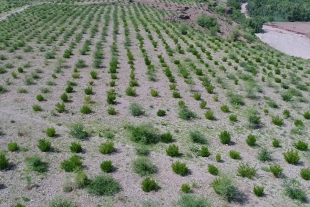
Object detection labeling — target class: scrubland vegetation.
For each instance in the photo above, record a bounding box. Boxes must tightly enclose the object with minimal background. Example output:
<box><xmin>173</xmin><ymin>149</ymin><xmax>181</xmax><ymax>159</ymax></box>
<box><xmin>0</xmin><ymin>0</ymin><xmax>310</xmax><ymax>206</ymax></box>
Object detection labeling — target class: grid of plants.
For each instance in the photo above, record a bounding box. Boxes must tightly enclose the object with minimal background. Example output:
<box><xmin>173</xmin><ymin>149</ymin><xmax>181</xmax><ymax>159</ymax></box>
<box><xmin>0</xmin><ymin>1</ymin><xmax>310</xmax><ymax>207</ymax></box>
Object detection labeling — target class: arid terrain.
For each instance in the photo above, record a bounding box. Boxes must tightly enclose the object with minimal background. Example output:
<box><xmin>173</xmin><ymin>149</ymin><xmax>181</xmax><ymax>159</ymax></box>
<box><xmin>0</xmin><ymin>0</ymin><xmax>310</xmax><ymax>207</ymax></box>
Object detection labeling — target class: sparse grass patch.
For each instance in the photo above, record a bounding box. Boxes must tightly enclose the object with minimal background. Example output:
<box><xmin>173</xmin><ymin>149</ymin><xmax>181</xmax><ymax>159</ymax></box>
<box><xmin>294</xmin><ymin>141</ymin><xmax>308</xmax><ymax>151</ymax></box>
<box><xmin>177</xmin><ymin>194</ymin><xmax>211</xmax><ymax>207</ymax></box>
<box><xmin>189</xmin><ymin>131</ymin><xmax>207</xmax><ymax>144</ymax></box>
<box><xmin>212</xmin><ymin>176</ymin><xmax>238</xmax><ymax>202</ymax></box>
<box><xmin>99</xmin><ymin>142</ymin><xmax>114</xmax><ymax>154</ymax></box>
<box><xmin>87</xmin><ymin>175</ymin><xmax>121</xmax><ymax>196</ymax></box>
<box><xmin>80</xmin><ymin>105</ymin><xmax>92</xmax><ymax>114</ymax></box>
<box><xmin>26</xmin><ymin>156</ymin><xmax>48</xmax><ymax>173</ymax></box>
<box><xmin>272</xmin><ymin>116</ymin><xmax>284</xmax><ymax>126</ymax></box>
<box><xmin>282</xmin><ymin>179</ymin><xmax>307</xmax><ymax>202</ymax></box>
<box><xmin>178</xmin><ymin>106</ymin><xmax>197</xmax><ymax>120</ymax></box>
<box><xmin>133</xmin><ymin>157</ymin><xmax>156</xmax><ymax>176</ymax></box>
<box><xmin>49</xmin><ymin>197</ymin><xmax>75</xmax><ymax>207</ymax></box>
<box><xmin>258</xmin><ymin>148</ymin><xmax>272</xmax><ymax>162</ymax></box>
<box><xmin>127</xmin><ymin>125</ymin><xmax>160</xmax><ymax>144</ymax></box>
<box><xmin>69</xmin><ymin>123</ymin><xmax>87</xmax><ymax>140</ymax></box>
<box><xmin>237</xmin><ymin>163</ymin><xmax>257</xmax><ymax>178</ymax></box>
<box><xmin>129</xmin><ymin>103</ymin><xmax>145</xmax><ymax>116</ymax></box>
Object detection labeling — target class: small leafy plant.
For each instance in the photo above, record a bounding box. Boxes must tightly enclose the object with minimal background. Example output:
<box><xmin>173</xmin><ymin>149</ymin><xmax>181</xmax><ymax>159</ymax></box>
<box><xmin>46</xmin><ymin>127</ymin><xmax>56</xmax><ymax>137</ymax></box>
<box><xmin>229</xmin><ymin>150</ymin><xmax>240</xmax><ymax>160</ymax></box>
<box><xmin>37</xmin><ymin>139</ymin><xmax>51</xmax><ymax>152</ymax></box>
<box><xmin>208</xmin><ymin>164</ymin><xmax>219</xmax><ymax>175</ymax></box>
<box><xmin>8</xmin><ymin>142</ymin><xmax>19</xmax><ymax>152</ymax></box>
<box><xmin>283</xmin><ymin>150</ymin><xmax>300</xmax><ymax>165</ymax></box>
<box><xmin>172</xmin><ymin>161</ymin><xmax>189</xmax><ymax>176</ymax></box>
<box><xmin>100</xmin><ymin>161</ymin><xmax>114</xmax><ymax>173</ymax></box>
<box><xmin>181</xmin><ymin>184</ymin><xmax>191</xmax><ymax>193</ymax></box>
<box><xmin>99</xmin><ymin>142</ymin><xmax>114</xmax><ymax>154</ymax></box>
<box><xmin>219</xmin><ymin>131</ymin><xmax>231</xmax><ymax>144</ymax></box>
<box><xmin>70</xmin><ymin>142</ymin><xmax>82</xmax><ymax>153</ymax></box>
<box><xmin>61</xmin><ymin>155</ymin><xmax>82</xmax><ymax>172</ymax></box>
<box><xmin>237</xmin><ymin>163</ymin><xmax>257</xmax><ymax>179</ymax></box>
<box><xmin>300</xmin><ymin>168</ymin><xmax>310</xmax><ymax>180</ymax></box>
<box><xmin>253</xmin><ymin>186</ymin><xmax>264</xmax><ymax>197</ymax></box>
<box><xmin>141</xmin><ymin>177</ymin><xmax>160</xmax><ymax>192</ymax></box>
<box><xmin>166</xmin><ymin>144</ymin><xmax>180</xmax><ymax>157</ymax></box>
<box><xmin>270</xmin><ymin>164</ymin><xmax>283</xmax><ymax>178</ymax></box>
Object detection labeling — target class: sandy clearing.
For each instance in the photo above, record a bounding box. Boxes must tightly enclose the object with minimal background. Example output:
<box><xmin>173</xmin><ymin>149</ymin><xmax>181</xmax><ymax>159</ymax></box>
<box><xmin>241</xmin><ymin>3</ymin><xmax>249</xmax><ymax>19</ymax></box>
<box><xmin>256</xmin><ymin>25</ymin><xmax>310</xmax><ymax>59</ymax></box>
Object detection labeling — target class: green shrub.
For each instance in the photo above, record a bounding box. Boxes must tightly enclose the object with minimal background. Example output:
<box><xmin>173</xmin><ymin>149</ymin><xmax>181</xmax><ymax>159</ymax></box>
<box><xmin>99</xmin><ymin>142</ymin><xmax>114</xmax><ymax>154</ymax></box>
<box><xmin>157</xmin><ymin>109</ymin><xmax>166</xmax><ymax>117</ymax></box>
<box><xmin>173</xmin><ymin>91</ymin><xmax>181</xmax><ymax>98</ymax></box>
<box><xmin>61</xmin><ymin>155</ymin><xmax>83</xmax><ymax>172</ymax></box>
<box><xmin>74</xmin><ymin>170</ymin><xmax>89</xmax><ymax>189</ymax></box>
<box><xmin>229</xmin><ymin>150</ymin><xmax>240</xmax><ymax>159</ymax></box>
<box><xmin>294</xmin><ymin>141</ymin><xmax>308</xmax><ymax>151</ymax></box>
<box><xmin>90</xmin><ymin>71</ymin><xmax>98</xmax><ymax>79</ymax></box>
<box><xmin>189</xmin><ymin>131</ymin><xmax>207</xmax><ymax>144</ymax></box>
<box><xmin>150</xmin><ymin>89</ymin><xmax>159</xmax><ymax>97</ymax></box>
<box><xmin>166</xmin><ymin>144</ymin><xmax>180</xmax><ymax>157</ymax></box>
<box><xmin>282</xmin><ymin>179</ymin><xmax>307</xmax><ymax>202</ymax></box>
<box><xmin>199</xmin><ymin>146</ymin><xmax>210</xmax><ymax>157</ymax></box>
<box><xmin>246</xmin><ymin>134</ymin><xmax>257</xmax><ymax>146</ymax></box>
<box><xmin>200</xmin><ymin>100</ymin><xmax>207</xmax><ymax>109</ymax></box>
<box><xmin>193</xmin><ymin>93</ymin><xmax>201</xmax><ymax>100</ymax></box>
<box><xmin>75</xmin><ymin>59</ymin><xmax>86</xmax><ymax>68</ymax></box>
<box><xmin>37</xmin><ymin>139</ymin><xmax>51</xmax><ymax>152</ymax></box>
<box><xmin>304</xmin><ymin>111</ymin><xmax>310</xmax><ymax>119</ymax></box>
<box><xmin>107</xmin><ymin>107</ymin><xmax>117</xmax><ymax>115</ymax></box>
<box><xmin>219</xmin><ymin>131</ymin><xmax>231</xmax><ymax>144</ymax></box>
<box><xmin>87</xmin><ymin>175</ymin><xmax>121</xmax><ymax>196</ymax></box>
<box><xmin>300</xmin><ymin>168</ymin><xmax>310</xmax><ymax>180</ymax></box>
<box><xmin>129</xmin><ymin>103</ymin><xmax>145</xmax><ymax>116</ymax></box>
<box><xmin>80</xmin><ymin>105</ymin><xmax>92</xmax><ymax>114</ymax></box>
<box><xmin>181</xmin><ymin>184</ymin><xmax>191</xmax><ymax>193</ymax></box>
<box><xmin>26</xmin><ymin>156</ymin><xmax>48</xmax><ymax>173</ymax></box>
<box><xmin>229</xmin><ymin>114</ymin><xmax>237</xmax><ymax>122</ymax></box>
<box><xmin>229</xmin><ymin>94</ymin><xmax>245</xmax><ymax>106</ymax></box>
<box><xmin>272</xmin><ymin>139</ymin><xmax>281</xmax><ymax>148</ymax></box>
<box><xmin>216</xmin><ymin>154</ymin><xmax>221</xmax><ymax>162</ymax></box>
<box><xmin>161</xmin><ymin>132</ymin><xmax>173</xmax><ymax>143</ymax></box>
<box><xmin>205</xmin><ymin>110</ymin><xmax>215</xmax><ymax>120</ymax></box>
<box><xmin>208</xmin><ymin>164</ymin><xmax>218</xmax><ymax>175</ymax></box>
<box><xmin>270</xmin><ymin>164</ymin><xmax>283</xmax><ymax>178</ymax></box>
<box><xmin>172</xmin><ymin>161</ymin><xmax>189</xmax><ymax>176</ymax></box>
<box><xmin>253</xmin><ymin>186</ymin><xmax>264</xmax><ymax>197</ymax></box>
<box><xmin>36</xmin><ymin>94</ymin><xmax>44</xmax><ymax>102</ymax></box>
<box><xmin>132</xmin><ymin>157</ymin><xmax>156</xmax><ymax>176</ymax></box>
<box><xmin>283</xmin><ymin>109</ymin><xmax>290</xmax><ymax>118</ymax></box>
<box><xmin>126</xmin><ymin>87</ymin><xmax>137</xmax><ymax>96</ymax></box>
<box><xmin>55</xmin><ymin>103</ymin><xmax>65</xmax><ymax>113</ymax></box>
<box><xmin>0</xmin><ymin>153</ymin><xmax>9</xmax><ymax>170</ymax></box>
<box><xmin>197</xmin><ymin>15</ymin><xmax>218</xmax><ymax>30</ymax></box>
<box><xmin>65</xmin><ymin>85</ymin><xmax>73</xmax><ymax>93</ymax></box>
<box><xmin>283</xmin><ymin>150</ymin><xmax>300</xmax><ymax>165</ymax></box>
<box><xmin>49</xmin><ymin>197</ymin><xmax>75</xmax><ymax>207</ymax></box>
<box><xmin>128</xmin><ymin>125</ymin><xmax>160</xmax><ymax>144</ymax></box>
<box><xmin>69</xmin><ymin>123</ymin><xmax>87</xmax><ymax>140</ymax></box>
<box><xmin>177</xmin><ymin>194</ymin><xmax>211</xmax><ymax>207</ymax></box>
<box><xmin>135</xmin><ymin>148</ymin><xmax>150</xmax><ymax>156</ymax></box>
<box><xmin>237</xmin><ymin>163</ymin><xmax>257</xmax><ymax>178</ymax></box>
<box><xmin>248</xmin><ymin>114</ymin><xmax>261</xmax><ymax>126</ymax></box>
<box><xmin>100</xmin><ymin>161</ymin><xmax>114</xmax><ymax>173</ymax></box>
<box><xmin>60</xmin><ymin>93</ymin><xmax>69</xmax><ymax>102</ymax></box>
<box><xmin>272</xmin><ymin>116</ymin><xmax>284</xmax><ymax>126</ymax></box>
<box><xmin>46</xmin><ymin>127</ymin><xmax>56</xmax><ymax>137</ymax></box>
<box><xmin>178</xmin><ymin>106</ymin><xmax>197</xmax><ymax>120</ymax></box>
<box><xmin>84</xmin><ymin>86</ymin><xmax>93</xmax><ymax>95</ymax></box>
<box><xmin>294</xmin><ymin>120</ymin><xmax>304</xmax><ymax>127</ymax></box>
<box><xmin>141</xmin><ymin>177</ymin><xmax>160</xmax><ymax>192</ymax></box>
<box><xmin>220</xmin><ymin>105</ymin><xmax>230</xmax><ymax>113</ymax></box>
<box><xmin>70</xmin><ymin>142</ymin><xmax>82</xmax><ymax>153</ymax></box>
<box><xmin>8</xmin><ymin>142</ymin><xmax>19</xmax><ymax>152</ymax></box>
<box><xmin>258</xmin><ymin>148</ymin><xmax>272</xmax><ymax>162</ymax></box>
<box><xmin>212</xmin><ymin>176</ymin><xmax>237</xmax><ymax>202</ymax></box>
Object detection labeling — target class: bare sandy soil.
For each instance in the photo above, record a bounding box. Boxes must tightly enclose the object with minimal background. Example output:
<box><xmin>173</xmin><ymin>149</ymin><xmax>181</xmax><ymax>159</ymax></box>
<box><xmin>256</xmin><ymin>24</ymin><xmax>310</xmax><ymax>59</ymax></box>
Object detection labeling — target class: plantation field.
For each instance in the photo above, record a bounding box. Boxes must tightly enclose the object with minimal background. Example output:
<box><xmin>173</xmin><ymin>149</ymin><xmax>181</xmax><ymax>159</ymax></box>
<box><xmin>0</xmin><ymin>0</ymin><xmax>310</xmax><ymax>207</ymax></box>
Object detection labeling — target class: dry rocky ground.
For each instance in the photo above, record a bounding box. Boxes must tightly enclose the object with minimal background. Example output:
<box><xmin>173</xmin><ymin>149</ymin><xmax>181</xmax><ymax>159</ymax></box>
<box><xmin>0</xmin><ymin>1</ymin><xmax>310</xmax><ymax>207</ymax></box>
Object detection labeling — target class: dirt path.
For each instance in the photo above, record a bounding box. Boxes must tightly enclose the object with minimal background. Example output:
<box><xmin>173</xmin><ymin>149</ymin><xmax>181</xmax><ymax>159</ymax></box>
<box><xmin>0</xmin><ymin>5</ymin><xmax>30</xmax><ymax>21</ymax></box>
<box><xmin>256</xmin><ymin>25</ymin><xmax>310</xmax><ymax>59</ymax></box>
<box><xmin>241</xmin><ymin>3</ymin><xmax>249</xmax><ymax>18</ymax></box>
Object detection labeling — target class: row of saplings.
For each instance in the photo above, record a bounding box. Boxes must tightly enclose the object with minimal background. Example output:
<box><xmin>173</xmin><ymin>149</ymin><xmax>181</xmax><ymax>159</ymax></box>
<box><xmin>1</xmin><ymin>125</ymin><xmax>310</xmax><ymax>202</ymax></box>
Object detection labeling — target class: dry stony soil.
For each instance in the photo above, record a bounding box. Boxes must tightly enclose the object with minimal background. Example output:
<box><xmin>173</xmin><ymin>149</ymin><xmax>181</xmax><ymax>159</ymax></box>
<box><xmin>0</xmin><ymin>0</ymin><xmax>310</xmax><ymax>207</ymax></box>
